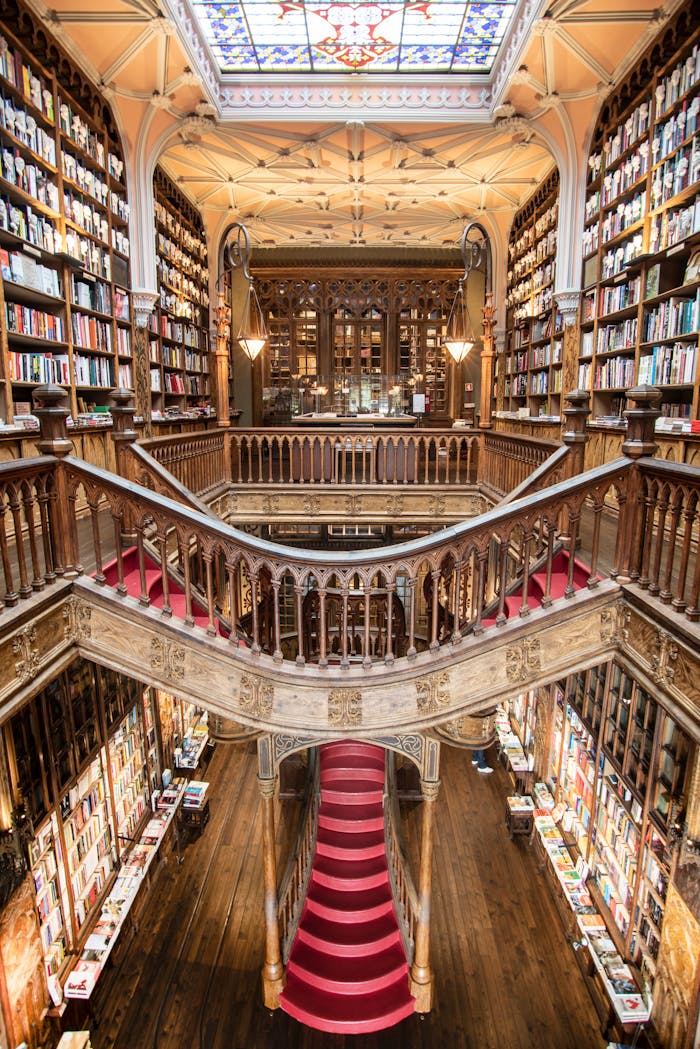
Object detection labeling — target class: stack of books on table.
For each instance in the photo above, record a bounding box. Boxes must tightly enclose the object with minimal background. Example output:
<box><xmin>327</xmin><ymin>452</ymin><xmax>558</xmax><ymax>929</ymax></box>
<box><xmin>533</xmin><ymin>782</ymin><xmax>555</xmax><ymax>810</ymax></box>
<box><xmin>183</xmin><ymin>780</ymin><xmax>208</xmax><ymax>810</ymax></box>
<box><xmin>506</xmin><ymin>795</ymin><xmax>535</xmax><ymax>815</ymax></box>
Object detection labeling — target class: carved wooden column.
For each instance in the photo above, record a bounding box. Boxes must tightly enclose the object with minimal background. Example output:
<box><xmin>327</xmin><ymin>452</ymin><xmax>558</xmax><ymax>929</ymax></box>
<box><xmin>616</xmin><ymin>386</ymin><xmax>662</xmax><ymax>583</ymax></box>
<box><xmin>34</xmin><ymin>384</ymin><xmax>78</xmax><ymax>578</ymax></box>
<box><xmin>555</xmin><ymin>291</ymin><xmax>582</xmax><ymax>401</ymax></box>
<box><xmin>478</xmin><ymin>291</ymin><xmax>496</xmax><ymax>429</ymax></box>
<box><xmin>258</xmin><ymin>773</ymin><xmax>285</xmax><ymax>1008</ymax></box>
<box><xmin>109</xmin><ymin>388</ymin><xmax>137</xmax><ymax>480</ymax></box>
<box><xmin>132</xmin><ymin>291</ymin><xmax>158</xmax><ymax>438</ymax></box>
<box><xmin>213</xmin><ymin>286</ymin><xmax>232</xmax><ymax>426</ymax></box>
<box><xmin>409</xmin><ymin>776</ymin><xmax>439</xmax><ymax>1012</ymax></box>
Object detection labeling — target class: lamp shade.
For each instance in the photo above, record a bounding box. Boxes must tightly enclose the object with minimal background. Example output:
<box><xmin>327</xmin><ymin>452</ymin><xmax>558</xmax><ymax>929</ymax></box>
<box><xmin>444</xmin><ymin>278</ymin><xmax>475</xmax><ymax>363</ymax></box>
<box><xmin>237</xmin><ymin>279</ymin><xmax>268</xmax><ymax>363</ymax></box>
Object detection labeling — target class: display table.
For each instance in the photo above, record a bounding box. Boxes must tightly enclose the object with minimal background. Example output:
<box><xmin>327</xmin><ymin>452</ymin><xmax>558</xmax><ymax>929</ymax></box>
<box><xmin>291</xmin><ymin>413</ymin><xmax>417</xmax><ymax>427</ymax></box>
<box><xmin>181</xmin><ymin>780</ymin><xmax>209</xmax><ymax>833</ymax></box>
<box><xmin>505</xmin><ymin>795</ymin><xmax>535</xmax><ymax>838</ymax></box>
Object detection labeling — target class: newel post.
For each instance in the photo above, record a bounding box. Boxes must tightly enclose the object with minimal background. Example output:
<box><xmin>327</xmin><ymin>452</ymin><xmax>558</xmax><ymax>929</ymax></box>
<box><xmin>258</xmin><ymin>773</ymin><xmax>285</xmax><ymax>1008</ymax></box>
<box><xmin>615</xmin><ymin>386</ymin><xmax>662</xmax><ymax>583</ymax></box>
<box><xmin>34</xmin><ymin>384</ymin><xmax>79</xmax><ymax>578</ymax></box>
<box><xmin>561</xmin><ymin>389</ymin><xmax>591</xmax><ymax>479</ymax></box>
<box><xmin>409</xmin><ymin>776</ymin><xmax>440</xmax><ymax>1012</ymax></box>
<box><xmin>109</xmin><ymin>388</ymin><xmax>138</xmax><ymax>481</ymax></box>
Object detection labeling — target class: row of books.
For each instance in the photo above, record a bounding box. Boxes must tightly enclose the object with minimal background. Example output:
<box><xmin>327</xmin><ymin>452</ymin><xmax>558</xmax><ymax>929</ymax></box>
<box><xmin>597</xmin><ymin>317</ymin><xmax>638</xmax><ymax>353</ymax></box>
<box><xmin>0</xmin><ymin>37</ymin><xmax>54</xmax><ymax>120</ymax></box>
<box><xmin>637</xmin><ymin>342</ymin><xmax>697</xmax><ymax>386</ymax></box>
<box><xmin>71</xmin><ymin>311</ymin><xmax>112</xmax><ymax>352</ymax></box>
<box><xmin>649</xmin><ymin>195</ymin><xmax>700</xmax><ymax>254</ymax></box>
<box><xmin>0</xmin><ymin>194</ymin><xmax>60</xmax><ymax>252</ymax></box>
<box><xmin>2</xmin><ymin>247</ymin><xmax>61</xmax><ymax>296</ymax></box>
<box><xmin>5</xmin><ymin>301</ymin><xmax>64</xmax><ymax>341</ymax></box>
<box><xmin>643</xmin><ymin>291</ymin><xmax>700</xmax><ymax>342</ymax></box>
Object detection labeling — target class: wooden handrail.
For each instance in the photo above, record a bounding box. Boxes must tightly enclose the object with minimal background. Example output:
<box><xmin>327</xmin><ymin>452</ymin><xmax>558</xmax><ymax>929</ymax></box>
<box><xmin>278</xmin><ymin>751</ymin><xmax>320</xmax><ymax>962</ymax></box>
<box><xmin>384</xmin><ymin>752</ymin><xmax>419</xmax><ymax>964</ymax></box>
<box><xmin>1</xmin><ymin>444</ymin><xmax>697</xmax><ymax>653</ymax></box>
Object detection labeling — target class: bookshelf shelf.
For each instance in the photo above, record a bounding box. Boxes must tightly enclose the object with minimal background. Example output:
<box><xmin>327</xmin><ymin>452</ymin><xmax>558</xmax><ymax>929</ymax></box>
<box><xmin>0</xmin><ymin>7</ymin><xmax>132</xmax><ymax>425</ymax></box>
<box><xmin>581</xmin><ymin>17</ymin><xmax>700</xmax><ymax>427</ymax></box>
<box><xmin>504</xmin><ymin>170</ymin><xmax>562</xmax><ymax>420</ymax></box>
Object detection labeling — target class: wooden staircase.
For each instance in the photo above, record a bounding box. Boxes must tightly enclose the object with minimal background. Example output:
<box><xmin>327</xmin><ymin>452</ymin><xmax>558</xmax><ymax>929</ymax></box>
<box><xmin>279</xmin><ymin>741</ymin><xmax>415</xmax><ymax>1034</ymax></box>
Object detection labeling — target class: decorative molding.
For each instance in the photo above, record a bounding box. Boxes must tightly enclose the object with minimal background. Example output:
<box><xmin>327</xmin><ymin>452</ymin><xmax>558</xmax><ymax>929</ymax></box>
<box><xmin>240</xmin><ymin>674</ymin><xmax>274</xmax><ymax>718</ymax></box>
<box><xmin>262</xmin><ymin>494</ymin><xmax>280</xmax><ymax>516</ymax></box>
<box><xmin>386</xmin><ymin>494</ymin><xmax>404</xmax><ymax>516</ymax></box>
<box><xmin>132</xmin><ymin>291</ymin><xmax>159</xmax><ymax>329</ymax></box>
<box><xmin>428</xmin><ymin>495</ymin><xmax>446</xmax><ymax>517</ymax></box>
<box><xmin>416</xmin><ymin>671</ymin><xmax>451</xmax><ymax>714</ymax></box>
<box><xmin>651</xmin><ymin>629</ymin><xmax>679</xmax><ymax>687</ymax></box>
<box><xmin>505</xmin><ymin>638</ymin><xmax>541</xmax><ymax>683</ymax></box>
<box><xmin>375</xmin><ymin>733</ymin><xmax>424</xmax><ymax>766</ymax></box>
<box><xmin>272</xmin><ymin>733</ymin><xmax>317</xmax><ymax>768</ymax></box>
<box><xmin>554</xmin><ymin>290</ymin><xmax>581</xmax><ymax>326</ymax></box>
<box><xmin>62</xmin><ymin>597</ymin><xmax>92</xmax><ymax>641</ymax></box>
<box><xmin>13</xmin><ymin>627</ymin><xmax>39</xmax><ymax>684</ymax></box>
<box><xmin>150</xmin><ymin>637</ymin><xmax>185</xmax><ymax>681</ymax></box>
<box><xmin>345</xmin><ymin>494</ymin><xmax>362</xmax><ymax>516</ymax></box>
<box><xmin>217</xmin><ymin>83</ymin><xmax>492</xmax><ymax>121</ymax></box>
<box><xmin>328</xmin><ymin>688</ymin><xmax>362</xmax><ymax>726</ymax></box>
<box><xmin>421</xmin><ymin>778</ymin><xmax>441</xmax><ymax>801</ymax></box>
<box><xmin>303</xmin><ymin>495</ymin><xmax>321</xmax><ymax>516</ymax></box>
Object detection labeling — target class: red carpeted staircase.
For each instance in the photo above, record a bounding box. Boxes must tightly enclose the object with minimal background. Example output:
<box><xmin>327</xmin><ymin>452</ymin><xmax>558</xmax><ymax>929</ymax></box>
<box><xmin>100</xmin><ymin>546</ymin><xmax>226</xmax><ymax>633</ymax></box>
<box><xmin>280</xmin><ymin>741</ymin><xmax>415</xmax><ymax>1034</ymax></box>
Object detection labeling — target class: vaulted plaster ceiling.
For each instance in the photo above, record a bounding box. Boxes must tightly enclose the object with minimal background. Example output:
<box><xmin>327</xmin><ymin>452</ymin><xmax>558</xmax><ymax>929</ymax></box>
<box><xmin>35</xmin><ymin>0</ymin><xmax>676</xmax><ymax>261</ymax></box>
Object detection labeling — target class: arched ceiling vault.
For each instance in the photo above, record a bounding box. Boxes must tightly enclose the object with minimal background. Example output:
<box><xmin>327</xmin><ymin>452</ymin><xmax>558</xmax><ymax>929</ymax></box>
<box><xmin>35</xmin><ymin>0</ymin><xmax>681</xmax><ymax>256</ymax></box>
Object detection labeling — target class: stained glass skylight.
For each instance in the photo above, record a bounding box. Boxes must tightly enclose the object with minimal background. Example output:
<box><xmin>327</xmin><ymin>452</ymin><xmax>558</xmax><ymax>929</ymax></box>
<box><xmin>190</xmin><ymin>1</ymin><xmax>518</xmax><ymax>74</ymax></box>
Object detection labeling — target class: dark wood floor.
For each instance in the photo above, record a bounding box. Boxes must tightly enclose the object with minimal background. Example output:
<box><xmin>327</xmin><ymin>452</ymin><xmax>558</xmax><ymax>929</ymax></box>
<box><xmin>86</xmin><ymin>741</ymin><xmax>607</xmax><ymax>1049</ymax></box>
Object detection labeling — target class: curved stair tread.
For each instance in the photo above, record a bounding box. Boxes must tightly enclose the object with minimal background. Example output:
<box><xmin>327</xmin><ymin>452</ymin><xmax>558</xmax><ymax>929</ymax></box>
<box><xmin>313</xmin><ymin>853</ymin><xmax>388</xmax><ymax>890</ymax></box>
<box><xmin>297</xmin><ymin>912</ymin><xmax>401</xmax><ymax>956</ymax></box>
<box><xmin>280</xmin><ymin>973</ymin><xmax>414</xmax><ymax>1035</ymax></box>
<box><xmin>320</xmin><ymin>780</ymin><xmax>384</xmax><ymax>805</ymax></box>
<box><xmin>306</xmin><ymin>879</ymin><xmax>394</xmax><ymax>922</ymax></box>
<box><xmin>287</xmin><ymin>941</ymin><xmax>408</xmax><ymax>993</ymax></box>
<box><xmin>316</xmin><ymin>826</ymin><xmax>386</xmax><ymax>859</ymax></box>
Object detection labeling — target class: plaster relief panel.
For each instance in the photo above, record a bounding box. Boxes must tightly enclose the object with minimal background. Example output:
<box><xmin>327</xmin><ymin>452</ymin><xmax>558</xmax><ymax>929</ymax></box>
<box><xmin>505</xmin><ymin>638</ymin><xmax>541</xmax><ymax>684</ymax></box>
<box><xmin>416</xmin><ymin>671</ymin><xmax>451</xmax><ymax>714</ymax></box>
<box><xmin>240</xmin><ymin>673</ymin><xmax>274</xmax><ymax>718</ymax></box>
<box><xmin>150</xmin><ymin>636</ymin><xmax>186</xmax><ymax>682</ymax></box>
<box><xmin>63</xmin><ymin>596</ymin><xmax>92</xmax><ymax>641</ymax></box>
<box><xmin>328</xmin><ymin>687</ymin><xmax>362</xmax><ymax>726</ymax></box>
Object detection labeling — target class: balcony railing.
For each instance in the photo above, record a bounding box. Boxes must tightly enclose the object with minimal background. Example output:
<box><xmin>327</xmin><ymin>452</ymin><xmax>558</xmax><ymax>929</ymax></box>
<box><xmin>0</xmin><ymin>387</ymin><xmax>695</xmax><ymax>676</ymax></box>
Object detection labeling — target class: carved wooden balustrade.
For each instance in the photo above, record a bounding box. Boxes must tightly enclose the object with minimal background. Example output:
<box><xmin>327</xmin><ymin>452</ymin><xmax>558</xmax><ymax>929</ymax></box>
<box><xmin>229</xmin><ymin>428</ymin><xmax>481</xmax><ymax>487</ymax></box>
<box><xmin>0</xmin><ymin>388</ymin><xmax>696</xmax><ymax>655</ymax></box>
<box><xmin>1</xmin><ymin>449</ymin><xmax>697</xmax><ymax>653</ymax></box>
<box><xmin>122</xmin><ymin>423</ymin><xmax>562</xmax><ymax>497</ymax></box>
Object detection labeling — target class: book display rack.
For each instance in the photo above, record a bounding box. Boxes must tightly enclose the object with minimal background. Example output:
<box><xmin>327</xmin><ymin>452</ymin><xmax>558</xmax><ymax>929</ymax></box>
<box><xmin>538</xmin><ymin>662</ymin><xmax>692</xmax><ymax>990</ymax></box>
<box><xmin>0</xmin><ymin>4</ymin><xmax>132</xmax><ymax>427</ymax></box>
<box><xmin>502</xmin><ymin>170</ymin><xmax>563</xmax><ymax>421</ymax></box>
<box><xmin>149</xmin><ymin>167</ymin><xmax>210</xmax><ymax>418</ymax></box>
<box><xmin>64</xmin><ymin>778</ymin><xmax>186</xmax><ymax>1000</ymax></box>
<box><xmin>532</xmin><ymin>811</ymin><xmax>651</xmax><ymax>1034</ymax></box>
<box><xmin>7</xmin><ymin>659</ymin><xmax>162</xmax><ymax>984</ymax></box>
<box><xmin>581</xmin><ymin>18</ymin><xmax>700</xmax><ymax>428</ymax></box>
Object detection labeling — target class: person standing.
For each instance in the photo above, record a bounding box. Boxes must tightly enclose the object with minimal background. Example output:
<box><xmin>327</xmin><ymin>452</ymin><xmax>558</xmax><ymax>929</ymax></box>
<box><xmin>471</xmin><ymin>749</ymin><xmax>493</xmax><ymax>774</ymax></box>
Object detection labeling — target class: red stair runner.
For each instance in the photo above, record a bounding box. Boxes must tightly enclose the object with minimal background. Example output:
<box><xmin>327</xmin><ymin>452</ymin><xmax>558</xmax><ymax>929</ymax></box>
<box><xmin>280</xmin><ymin>741</ymin><xmax>415</xmax><ymax>1034</ymax></box>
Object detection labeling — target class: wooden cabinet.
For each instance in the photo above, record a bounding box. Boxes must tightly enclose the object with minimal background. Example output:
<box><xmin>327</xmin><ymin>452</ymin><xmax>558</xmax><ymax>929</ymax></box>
<box><xmin>0</xmin><ymin>5</ymin><xmax>132</xmax><ymax>425</ymax></box>
<box><xmin>256</xmin><ymin>270</ymin><xmax>457</xmax><ymax>422</ymax></box>
<box><xmin>581</xmin><ymin>14</ymin><xmax>700</xmax><ymax>429</ymax></box>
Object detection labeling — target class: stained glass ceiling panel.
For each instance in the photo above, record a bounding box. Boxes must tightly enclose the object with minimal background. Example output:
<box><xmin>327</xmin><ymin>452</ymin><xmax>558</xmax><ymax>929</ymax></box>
<box><xmin>190</xmin><ymin>1</ymin><xmax>518</xmax><ymax>73</ymax></box>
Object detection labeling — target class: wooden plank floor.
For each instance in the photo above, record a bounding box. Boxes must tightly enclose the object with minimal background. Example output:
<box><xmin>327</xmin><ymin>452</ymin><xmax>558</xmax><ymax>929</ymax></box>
<box><xmin>87</xmin><ymin>741</ymin><xmax>607</xmax><ymax>1049</ymax></box>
